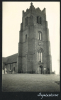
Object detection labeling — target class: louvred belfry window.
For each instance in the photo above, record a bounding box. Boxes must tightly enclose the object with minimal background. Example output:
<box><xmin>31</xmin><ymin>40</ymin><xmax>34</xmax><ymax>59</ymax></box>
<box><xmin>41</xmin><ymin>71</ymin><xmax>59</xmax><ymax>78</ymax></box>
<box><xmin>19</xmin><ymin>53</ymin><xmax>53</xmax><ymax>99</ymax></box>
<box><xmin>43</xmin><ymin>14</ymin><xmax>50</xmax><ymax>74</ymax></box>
<box><xmin>37</xmin><ymin>16</ymin><xmax>42</xmax><ymax>24</ymax></box>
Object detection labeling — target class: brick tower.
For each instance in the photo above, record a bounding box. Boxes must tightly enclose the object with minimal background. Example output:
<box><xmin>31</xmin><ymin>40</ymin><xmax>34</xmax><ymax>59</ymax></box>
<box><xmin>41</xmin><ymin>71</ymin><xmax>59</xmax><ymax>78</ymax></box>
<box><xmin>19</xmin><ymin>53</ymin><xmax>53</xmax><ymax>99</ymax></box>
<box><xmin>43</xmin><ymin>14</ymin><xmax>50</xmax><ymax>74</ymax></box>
<box><xmin>17</xmin><ymin>3</ymin><xmax>52</xmax><ymax>74</ymax></box>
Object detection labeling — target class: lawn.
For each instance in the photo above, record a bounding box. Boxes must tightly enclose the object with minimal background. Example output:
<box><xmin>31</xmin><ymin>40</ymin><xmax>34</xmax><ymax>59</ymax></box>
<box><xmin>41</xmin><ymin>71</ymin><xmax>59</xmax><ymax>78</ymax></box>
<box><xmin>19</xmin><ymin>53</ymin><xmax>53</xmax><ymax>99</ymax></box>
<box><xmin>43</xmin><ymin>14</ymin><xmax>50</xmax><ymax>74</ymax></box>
<box><xmin>2</xmin><ymin>74</ymin><xmax>60</xmax><ymax>92</ymax></box>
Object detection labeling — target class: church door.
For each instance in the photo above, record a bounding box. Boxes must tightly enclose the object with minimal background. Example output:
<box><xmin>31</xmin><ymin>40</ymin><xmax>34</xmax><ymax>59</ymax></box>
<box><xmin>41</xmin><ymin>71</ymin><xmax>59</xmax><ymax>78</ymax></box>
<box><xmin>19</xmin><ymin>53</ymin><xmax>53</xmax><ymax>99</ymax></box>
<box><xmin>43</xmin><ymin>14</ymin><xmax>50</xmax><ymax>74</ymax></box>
<box><xmin>41</xmin><ymin>67</ymin><xmax>42</xmax><ymax>74</ymax></box>
<box><xmin>40</xmin><ymin>65</ymin><xmax>43</xmax><ymax>74</ymax></box>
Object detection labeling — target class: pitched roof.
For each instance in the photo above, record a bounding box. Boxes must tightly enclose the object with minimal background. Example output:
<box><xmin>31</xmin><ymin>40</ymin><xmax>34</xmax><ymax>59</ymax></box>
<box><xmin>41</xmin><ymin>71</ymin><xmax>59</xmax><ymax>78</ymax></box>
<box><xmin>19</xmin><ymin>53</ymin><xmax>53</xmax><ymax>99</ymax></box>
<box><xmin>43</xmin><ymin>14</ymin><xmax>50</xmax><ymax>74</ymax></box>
<box><xmin>2</xmin><ymin>57</ymin><xmax>7</xmax><ymax>63</ymax></box>
<box><xmin>2</xmin><ymin>53</ymin><xmax>18</xmax><ymax>64</ymax></box>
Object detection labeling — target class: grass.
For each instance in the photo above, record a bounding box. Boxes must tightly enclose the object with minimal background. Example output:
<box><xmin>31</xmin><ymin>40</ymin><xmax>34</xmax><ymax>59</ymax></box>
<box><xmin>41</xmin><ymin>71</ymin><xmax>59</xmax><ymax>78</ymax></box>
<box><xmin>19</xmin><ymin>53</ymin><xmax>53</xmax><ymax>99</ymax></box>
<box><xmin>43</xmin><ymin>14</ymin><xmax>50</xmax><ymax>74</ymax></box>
<box><xmin>2</xmin><ymin>74</ymin><xmax>60</xmax><ymax>92</ymax></box>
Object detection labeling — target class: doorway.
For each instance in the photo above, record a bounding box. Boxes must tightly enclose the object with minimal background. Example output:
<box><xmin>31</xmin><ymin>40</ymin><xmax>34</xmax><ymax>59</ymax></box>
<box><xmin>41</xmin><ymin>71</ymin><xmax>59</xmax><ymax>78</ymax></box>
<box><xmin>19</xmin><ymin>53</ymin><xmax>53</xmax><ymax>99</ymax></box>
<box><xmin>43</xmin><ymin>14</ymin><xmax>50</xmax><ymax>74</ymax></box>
<box><xmin>40</xmin><ymin>65</ymin><xmax>43</xmax><ymax>74</ymax></box>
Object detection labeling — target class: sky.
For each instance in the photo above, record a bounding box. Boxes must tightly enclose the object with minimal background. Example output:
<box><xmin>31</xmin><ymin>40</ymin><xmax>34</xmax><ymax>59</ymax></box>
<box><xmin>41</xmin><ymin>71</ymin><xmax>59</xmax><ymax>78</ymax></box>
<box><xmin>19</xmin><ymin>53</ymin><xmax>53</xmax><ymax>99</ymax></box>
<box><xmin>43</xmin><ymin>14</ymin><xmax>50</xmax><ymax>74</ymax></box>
<box><xmin>2</xmin><ymin>2</ymin><xmax>60</xmax><ymax>74</ymax></box>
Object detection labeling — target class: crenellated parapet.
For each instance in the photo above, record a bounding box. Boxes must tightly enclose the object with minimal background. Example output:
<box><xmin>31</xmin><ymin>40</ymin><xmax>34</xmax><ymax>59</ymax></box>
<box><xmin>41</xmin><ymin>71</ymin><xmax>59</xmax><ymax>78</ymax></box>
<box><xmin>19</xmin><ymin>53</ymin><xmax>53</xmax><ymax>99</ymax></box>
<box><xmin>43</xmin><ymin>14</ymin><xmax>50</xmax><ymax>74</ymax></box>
<box><xmin>23</xmin><ymin>2</ymin><xmax>46</xmax><ymax>17</ymax></box>
<box><xmin>42</xmin><ymin>8</ymin><xmax>46</xmax><ymax>14</ymax></box>
<box><xmin>36</xmin><ymin>7</ymin><xmax>42</xmax><ymax>13</ymax></box>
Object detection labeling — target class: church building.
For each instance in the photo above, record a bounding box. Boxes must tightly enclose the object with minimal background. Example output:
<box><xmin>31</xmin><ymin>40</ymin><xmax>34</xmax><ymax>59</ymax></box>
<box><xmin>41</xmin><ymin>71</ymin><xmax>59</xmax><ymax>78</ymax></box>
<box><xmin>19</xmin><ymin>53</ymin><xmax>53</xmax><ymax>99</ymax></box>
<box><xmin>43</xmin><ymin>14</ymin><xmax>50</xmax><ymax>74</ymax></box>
<box><xmin>2</xmin><ymin>2</ymin><xmax>52</xmax><ymax>74</ymax></box>
<box><xmin>17</xmin><ymin>3</ymin><xmax>52</xmax><ymax>74</ymax></box>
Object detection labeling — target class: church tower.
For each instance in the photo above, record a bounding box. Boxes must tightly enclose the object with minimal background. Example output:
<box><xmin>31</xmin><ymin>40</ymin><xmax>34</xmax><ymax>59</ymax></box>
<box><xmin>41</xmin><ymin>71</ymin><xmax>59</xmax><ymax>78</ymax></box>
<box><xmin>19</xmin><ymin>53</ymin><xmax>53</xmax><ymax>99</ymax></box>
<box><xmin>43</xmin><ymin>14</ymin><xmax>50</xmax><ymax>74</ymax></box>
<box><xmin>17</xmin><ymin>3</ymin><xmax>52</xmax><ymax>74</ymax></box>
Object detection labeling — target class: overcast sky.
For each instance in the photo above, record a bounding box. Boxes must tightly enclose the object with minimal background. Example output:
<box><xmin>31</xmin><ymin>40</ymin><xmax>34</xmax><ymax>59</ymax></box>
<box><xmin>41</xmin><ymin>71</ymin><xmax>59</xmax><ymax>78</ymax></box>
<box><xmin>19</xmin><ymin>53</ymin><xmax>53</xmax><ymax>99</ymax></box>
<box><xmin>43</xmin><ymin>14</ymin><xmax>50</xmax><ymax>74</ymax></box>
<box><xmin>2</xmin><ymin>2</ymin><xmax>60</xmax><ymax>74</ymax></box>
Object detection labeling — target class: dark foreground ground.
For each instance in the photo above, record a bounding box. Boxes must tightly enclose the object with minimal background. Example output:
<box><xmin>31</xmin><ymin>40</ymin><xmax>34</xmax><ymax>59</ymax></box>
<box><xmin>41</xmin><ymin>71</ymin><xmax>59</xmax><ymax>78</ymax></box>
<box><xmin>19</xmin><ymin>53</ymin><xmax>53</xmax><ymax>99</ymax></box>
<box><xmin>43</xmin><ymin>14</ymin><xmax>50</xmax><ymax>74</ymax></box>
<box><xmin>2</xmin><ymin>74</ymin><xmax>60</xmax><ymax>92</ymax></box>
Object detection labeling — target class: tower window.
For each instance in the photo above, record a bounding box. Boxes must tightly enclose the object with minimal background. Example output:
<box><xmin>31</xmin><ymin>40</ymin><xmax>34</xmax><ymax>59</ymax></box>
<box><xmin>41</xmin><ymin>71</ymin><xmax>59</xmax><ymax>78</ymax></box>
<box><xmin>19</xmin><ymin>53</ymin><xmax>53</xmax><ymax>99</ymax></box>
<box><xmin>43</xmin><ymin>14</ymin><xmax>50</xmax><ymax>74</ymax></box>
<box><xmin>38</xmin><ymin>32</ymin><xmax>42</xmax><ymax>40</ymax></box>
<box><xmin>37</xmin><ymin>52</ymin><xmax>43</xmax><ymax>62</ymax></box>
<box><xmin>37</xmin><ymin>16</ymin><xmax>42</xmax><ymax>24</ymax></box>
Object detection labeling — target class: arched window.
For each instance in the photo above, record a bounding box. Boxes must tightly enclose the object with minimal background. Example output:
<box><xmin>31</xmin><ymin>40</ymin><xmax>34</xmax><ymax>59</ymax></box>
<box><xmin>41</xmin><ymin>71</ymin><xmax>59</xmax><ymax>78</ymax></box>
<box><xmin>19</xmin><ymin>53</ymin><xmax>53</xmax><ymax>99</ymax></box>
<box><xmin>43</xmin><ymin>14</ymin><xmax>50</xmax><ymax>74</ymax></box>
<box><xmin>37</xmin><ymin>16</ymin><xmax>42</xmax><ymax>24</ymax></box>
<box><xmin>37</xmin><ymin>52</ymin><xmax>43</xmax><ymax>62</ymax></box>
<box><xmin>38</xmin><ymin>52</ymin><xmax>40</xmax><ymax>61</ymax></box>
<box><xmin>41</xmin><ymin>52</ymin><xmax>42</xmax><ymax>62</ymax></box>
<box><xmin>38</xmin><ymin>31</ymin><xmax>42</xmax><ymax>40</ymax></box>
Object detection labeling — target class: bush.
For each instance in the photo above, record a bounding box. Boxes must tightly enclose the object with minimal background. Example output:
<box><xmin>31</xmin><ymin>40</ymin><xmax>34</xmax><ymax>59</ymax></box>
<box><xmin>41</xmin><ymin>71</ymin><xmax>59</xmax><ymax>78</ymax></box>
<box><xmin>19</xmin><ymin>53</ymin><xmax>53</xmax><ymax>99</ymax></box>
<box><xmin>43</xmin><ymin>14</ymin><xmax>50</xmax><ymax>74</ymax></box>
<box><xmin>51</xmin><ymin>71</ymin><xmax>55</xmax><ymax>74</ymax></box>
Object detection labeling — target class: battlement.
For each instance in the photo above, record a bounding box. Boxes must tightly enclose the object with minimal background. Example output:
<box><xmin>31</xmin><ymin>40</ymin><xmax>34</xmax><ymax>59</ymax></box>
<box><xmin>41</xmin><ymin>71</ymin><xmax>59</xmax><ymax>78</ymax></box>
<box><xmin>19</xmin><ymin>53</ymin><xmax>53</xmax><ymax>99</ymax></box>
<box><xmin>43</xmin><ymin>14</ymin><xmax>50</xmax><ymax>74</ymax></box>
<box><xmin>42</xmin><ymin>8</ymin><xmax>46</xmax><ymax>15</ymax></box>
<box><xmin>23</xmin><ymin>2</ymin><xmax>46</xmax><ymax>17</ymax></box>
